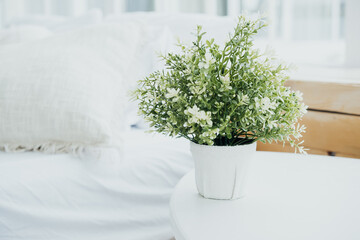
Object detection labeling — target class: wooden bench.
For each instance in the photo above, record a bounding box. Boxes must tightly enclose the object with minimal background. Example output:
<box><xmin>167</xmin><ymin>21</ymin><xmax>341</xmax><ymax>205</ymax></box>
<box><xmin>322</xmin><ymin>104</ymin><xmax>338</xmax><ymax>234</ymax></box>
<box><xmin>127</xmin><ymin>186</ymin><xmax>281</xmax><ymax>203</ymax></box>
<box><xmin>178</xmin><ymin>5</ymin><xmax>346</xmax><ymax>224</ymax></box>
<box><xmin>257</xmin><ymin>67</ymin><xmax>360</xmax><ymax>159</ymax></box>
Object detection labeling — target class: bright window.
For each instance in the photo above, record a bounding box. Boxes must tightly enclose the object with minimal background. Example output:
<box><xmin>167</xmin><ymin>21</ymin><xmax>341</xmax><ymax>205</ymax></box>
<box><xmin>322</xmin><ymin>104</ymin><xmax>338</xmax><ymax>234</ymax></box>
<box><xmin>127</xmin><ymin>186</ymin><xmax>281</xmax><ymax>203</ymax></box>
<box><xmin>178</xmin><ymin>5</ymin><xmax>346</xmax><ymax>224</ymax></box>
<box><xmin>0</xmin><ymin>0</ymin><xmax>358</xmax><ymax>68</ymax></box>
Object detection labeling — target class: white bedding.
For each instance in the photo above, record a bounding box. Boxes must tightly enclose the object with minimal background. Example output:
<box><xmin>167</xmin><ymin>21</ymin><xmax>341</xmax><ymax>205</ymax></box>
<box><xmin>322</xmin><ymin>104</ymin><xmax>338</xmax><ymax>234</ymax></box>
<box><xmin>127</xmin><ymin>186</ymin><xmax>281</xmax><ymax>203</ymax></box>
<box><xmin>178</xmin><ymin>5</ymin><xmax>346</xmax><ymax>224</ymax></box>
<box><xmin>0</xmin><ymin>129</ymin><xmax>193</xmax><ymax>240</ymax></box>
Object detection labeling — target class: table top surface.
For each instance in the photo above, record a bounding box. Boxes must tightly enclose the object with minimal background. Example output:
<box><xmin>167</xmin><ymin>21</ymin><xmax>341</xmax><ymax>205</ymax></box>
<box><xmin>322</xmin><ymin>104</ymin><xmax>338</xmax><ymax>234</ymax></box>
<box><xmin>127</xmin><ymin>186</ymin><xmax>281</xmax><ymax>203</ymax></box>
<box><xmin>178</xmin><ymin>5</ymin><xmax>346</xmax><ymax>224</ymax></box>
<box><xmin>170</xmin><ymin>152</ymin><xmax>360</xmax><ymax>240</ymax></box>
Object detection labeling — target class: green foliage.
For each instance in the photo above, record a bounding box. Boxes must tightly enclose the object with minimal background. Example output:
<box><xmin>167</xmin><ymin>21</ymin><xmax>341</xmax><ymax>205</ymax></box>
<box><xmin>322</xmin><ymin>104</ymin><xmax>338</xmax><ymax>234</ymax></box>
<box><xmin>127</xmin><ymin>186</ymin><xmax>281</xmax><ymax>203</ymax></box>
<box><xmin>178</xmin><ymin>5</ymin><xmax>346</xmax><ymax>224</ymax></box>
<box><xmin>133</xmin><ymin>16</ymin><xmax>308</xmax><ymax>153</ymax></box>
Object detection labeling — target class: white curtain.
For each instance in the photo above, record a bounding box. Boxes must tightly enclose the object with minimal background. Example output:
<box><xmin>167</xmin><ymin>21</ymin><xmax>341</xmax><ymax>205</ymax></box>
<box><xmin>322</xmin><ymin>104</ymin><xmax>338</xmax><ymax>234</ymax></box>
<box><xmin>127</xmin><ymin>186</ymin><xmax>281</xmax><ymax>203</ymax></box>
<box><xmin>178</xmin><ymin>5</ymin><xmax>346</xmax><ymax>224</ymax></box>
<box><xmin>0</xmin><ymin>0</ymin><xmax>347</xmax><ymax>42</ymax></box>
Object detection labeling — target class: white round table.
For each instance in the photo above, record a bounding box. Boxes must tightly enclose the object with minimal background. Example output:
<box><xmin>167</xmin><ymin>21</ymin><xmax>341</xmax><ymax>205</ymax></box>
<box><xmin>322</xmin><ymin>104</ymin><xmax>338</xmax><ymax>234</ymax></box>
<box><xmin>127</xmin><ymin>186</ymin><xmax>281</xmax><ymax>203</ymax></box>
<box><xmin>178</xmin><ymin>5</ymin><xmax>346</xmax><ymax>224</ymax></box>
<box><xmin>170</xmin><ymin>152</ymin><xmax>360</xmax><ymax>240</ymax></box>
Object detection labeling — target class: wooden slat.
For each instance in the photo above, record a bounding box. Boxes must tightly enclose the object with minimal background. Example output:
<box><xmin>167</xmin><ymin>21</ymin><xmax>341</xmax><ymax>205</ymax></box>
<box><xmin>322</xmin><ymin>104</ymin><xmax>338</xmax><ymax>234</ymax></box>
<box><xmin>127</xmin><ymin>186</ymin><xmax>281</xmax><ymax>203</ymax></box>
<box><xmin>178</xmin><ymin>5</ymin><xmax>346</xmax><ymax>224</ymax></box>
<box><xmin>257</xmin><ymin>110</ymin><xmax>360</xmax><ymax>158</ymax></box>
<box><xmin>257</xmin><ymin>141</ymin><xmax>327</xmax><ymax>155</ymax></box>
<box><xmin>300</xmin><ymin>111</ymin><xmax>360</xmax><ymax>156</ymax></box>
<box><xmin>257</xmin><ymin>141</ymin><xmax>360</xmax><ymax>159</ymax></box>
<box><xmin>285</xmin><ymin>80</ymin><xmax>360</xmax><ymax>115</ymax></box>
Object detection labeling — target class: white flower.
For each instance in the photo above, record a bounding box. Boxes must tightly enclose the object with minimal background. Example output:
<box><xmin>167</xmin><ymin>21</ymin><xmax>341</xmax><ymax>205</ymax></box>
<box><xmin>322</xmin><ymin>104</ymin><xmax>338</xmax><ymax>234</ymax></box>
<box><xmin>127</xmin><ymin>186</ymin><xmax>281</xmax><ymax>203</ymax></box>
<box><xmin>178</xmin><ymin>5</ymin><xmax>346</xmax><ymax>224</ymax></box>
<box><xmin>184</xmin><ymin>68</ymin><xmax>191</xmax><ymax>74</ymax></box>
<box><xmin>295</xmin><ymin>90</ymin><xmax>303</xmax><ymax>101</ymax></box>
<box><xmin>220</xmin><ymin>73</ymin><xmax>232</xmax><ymax>90</ymax></box>
<box><xmin>282</xmin><ymin>89</ymin><xmax>290</xmax><ymax>97</ymax></box>
<box><xmin>268</xmin><ymin>120</ymin><xmax>278</xmax><ymax>129</ymax></box>
<box><xmin>239</xmin><ymin>94</ymin><xmax>249</xmax><ymax>105</ymax></box>
<box><xmin>145</xmin><ymin>92</ymin><xmax>155</xmax><ymax>101</ymax></box>
<box><xmin>255</xmin><ymin>97</ymin><xmax>277</xmax><ymax>112</ymax></box>
<box><xmin>200</xmin><ymin>128</ymin><xmax>220</xmax><ymax>141</ymax></box>
<box><xmin>299</xmin><ymin>103</ymin><xmax>308</xmax><ymax>114</ymax></box>
<box><xmin>165</xmin><ymin>88</ymin><xmax>179</xmax><ymax>100</ymax></box>
<box><xmin>185</xmin><ymin>105</ymin><xmax>199</xmax><ymax>118</ymax></box>
<box><xmin>220</xmin><ymin>73</ymin><xmax>230</xmax><ymax>84</ymax></box>
<box><xmin>199</xmin><ymin>52</ymin><xmax>215</xmax><ymax>69</ymax></box>
<box><xmin>185</xmin><ymin>105</ymin><xmax>212</xmax><ymax>127</ymax></box>
<box><xmin>185</xmin><ymin>51</ymin><xmax>193</xmax><ymax>62</ymax></box>
<box><xmin>190</xmin><ymin>85</ymin><xmax>206</xmax><ymax>95</ymax></box>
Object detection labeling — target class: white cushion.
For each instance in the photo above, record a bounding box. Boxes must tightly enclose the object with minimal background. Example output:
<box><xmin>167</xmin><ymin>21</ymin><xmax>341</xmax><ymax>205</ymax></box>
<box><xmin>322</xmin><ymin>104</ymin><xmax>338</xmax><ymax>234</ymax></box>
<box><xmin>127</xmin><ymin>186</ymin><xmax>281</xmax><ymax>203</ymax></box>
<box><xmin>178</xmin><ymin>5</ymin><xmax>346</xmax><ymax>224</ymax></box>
<box><xmin>0</xmin><ymin>23</ymin><xmax>142</xmax><ymax>154</ymax></box>
<box><xmin>106</xmin><ymin>17</ymin><xmax>173</xmax><ymax>128</ymax></box>
<box><xmin>124</xmin><ymin>25</ymin><xmax>171</xmax><ymax>128</ymax></box>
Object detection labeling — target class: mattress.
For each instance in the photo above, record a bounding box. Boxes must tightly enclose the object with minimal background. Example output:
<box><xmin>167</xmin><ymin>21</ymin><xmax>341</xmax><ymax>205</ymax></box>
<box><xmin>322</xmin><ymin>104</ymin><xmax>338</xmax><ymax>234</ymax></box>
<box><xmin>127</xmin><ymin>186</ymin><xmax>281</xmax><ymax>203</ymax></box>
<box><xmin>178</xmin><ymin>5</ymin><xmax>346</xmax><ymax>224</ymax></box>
<box><xmin>0</xmin><ymin>129</ymin><xmax>193</xmax><ymax>240</ymax></box>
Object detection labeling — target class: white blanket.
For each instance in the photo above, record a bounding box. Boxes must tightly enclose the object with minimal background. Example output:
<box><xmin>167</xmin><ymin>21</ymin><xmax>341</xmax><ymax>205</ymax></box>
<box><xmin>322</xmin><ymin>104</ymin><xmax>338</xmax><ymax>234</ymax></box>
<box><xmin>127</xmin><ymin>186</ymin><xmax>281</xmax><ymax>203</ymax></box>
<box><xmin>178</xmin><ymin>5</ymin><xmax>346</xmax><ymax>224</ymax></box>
<box><xmin>0</xmin><ymin>129</ymin><xmax>193</xmax><ymax>240</ymax></box>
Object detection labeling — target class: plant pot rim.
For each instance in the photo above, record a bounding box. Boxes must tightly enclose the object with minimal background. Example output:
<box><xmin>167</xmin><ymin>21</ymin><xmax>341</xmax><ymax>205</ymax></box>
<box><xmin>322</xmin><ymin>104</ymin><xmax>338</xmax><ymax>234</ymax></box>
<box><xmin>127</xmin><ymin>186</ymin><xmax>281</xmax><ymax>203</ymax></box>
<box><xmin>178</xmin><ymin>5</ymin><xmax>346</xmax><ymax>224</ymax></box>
<box><xmin>190</xmin><ymin>140</ymin><xmax>257</xmax><ymax>149</ymax></box>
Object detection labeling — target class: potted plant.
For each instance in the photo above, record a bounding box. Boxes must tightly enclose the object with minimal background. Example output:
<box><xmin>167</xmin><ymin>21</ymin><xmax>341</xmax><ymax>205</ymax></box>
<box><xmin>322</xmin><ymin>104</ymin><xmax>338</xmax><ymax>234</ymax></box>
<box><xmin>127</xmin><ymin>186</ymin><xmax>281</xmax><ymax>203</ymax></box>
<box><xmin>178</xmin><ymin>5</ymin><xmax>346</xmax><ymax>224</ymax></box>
<box><xmin>133</xmin><ymin>16</ymin><xmax>308</xmax><ymax>200</ymax></box>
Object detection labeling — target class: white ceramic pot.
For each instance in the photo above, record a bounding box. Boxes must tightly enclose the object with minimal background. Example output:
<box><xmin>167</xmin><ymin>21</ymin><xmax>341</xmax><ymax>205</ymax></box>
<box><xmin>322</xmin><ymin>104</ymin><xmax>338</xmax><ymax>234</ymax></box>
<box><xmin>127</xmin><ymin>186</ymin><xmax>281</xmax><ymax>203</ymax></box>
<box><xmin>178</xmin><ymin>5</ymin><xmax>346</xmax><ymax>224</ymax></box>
<box><xmin>190</xmin><ymin>141</ymin><xmax>257</xmax><ymax>200</ymax></box>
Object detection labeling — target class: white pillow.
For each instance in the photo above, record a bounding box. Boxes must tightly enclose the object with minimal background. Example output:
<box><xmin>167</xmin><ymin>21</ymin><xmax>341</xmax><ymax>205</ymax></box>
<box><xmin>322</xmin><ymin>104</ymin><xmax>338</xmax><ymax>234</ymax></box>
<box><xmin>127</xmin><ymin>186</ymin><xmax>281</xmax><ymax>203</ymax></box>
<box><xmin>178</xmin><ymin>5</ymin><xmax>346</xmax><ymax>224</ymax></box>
<box><xmin>0</xmin><ymin>23</ymin><xmax>142</xmax><ymax>154</ymax></box>
<box><xmin>127</xmin><ymin>26</ymin><xmax>171</xmax><ymax>128</ymax></box>
<box><xmin>105</xmin><ymin>19</ymin><xmax>172</xmax><ymax>128</ymax></box>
